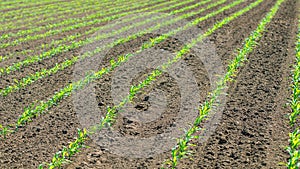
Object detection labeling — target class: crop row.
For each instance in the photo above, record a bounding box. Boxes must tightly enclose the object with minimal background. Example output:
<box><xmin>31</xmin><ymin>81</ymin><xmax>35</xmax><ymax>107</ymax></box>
<box><xmin>0</xmin><ymin>0</ymin><xmax>121</xmax><ymax>30</ymax></box>
<box><xmin>0</xmin><ymin>0</ymin><xmax>213</xmax><ymax>76</ymax></box>
<box><xmin>0</xmin><ymin>0</ymin><xmax>151</xmax><ymax>42</ymax></box>
<box><xmin>285</xmin><ymin>18</ymin><xmax>300</xmax><ymax>169</ymax></box>
<box><xmin>34</xmin><ymin>0</ymin><xmax>261</xmax><ymax>168</ymax></box>
<box><xmin>0</xmin><ymin>0</ymin><xmax>212</xmax><ymax>96</ymax></box>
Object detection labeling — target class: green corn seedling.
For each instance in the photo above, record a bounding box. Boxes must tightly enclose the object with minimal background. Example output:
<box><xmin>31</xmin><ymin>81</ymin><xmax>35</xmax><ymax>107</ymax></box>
<box><xmin>285</xmin><ymin>17</ymin><xmax>300</xmax><ymax>169</ymax></box>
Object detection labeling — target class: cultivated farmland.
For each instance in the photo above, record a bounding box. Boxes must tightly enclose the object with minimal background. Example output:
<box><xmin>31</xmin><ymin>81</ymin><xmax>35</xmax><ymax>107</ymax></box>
<box><xmin>0</xmin><ymin>0</ymin><xmax>299</xmax><ymax>168</ymax></box>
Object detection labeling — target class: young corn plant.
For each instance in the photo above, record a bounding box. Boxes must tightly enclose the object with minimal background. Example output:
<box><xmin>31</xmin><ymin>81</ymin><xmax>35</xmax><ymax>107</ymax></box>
<box><xmin>289</xmin><ymin>26</ymin><xmax>300</xmax><ymax>126</ymax></box>
<box><xmin>161</xmin><ymin>0</ymin><xmax>284</xmax><ymax>167</ymax></box>
<box><xmin>286</xmin><ymin>129</ymin><xmax>300</xmax><ymax>169</ymax></box>
<box><xmin>38</xmin><ymin>128</ymin><xmax>89</xmax><ymax>169</ymax></box>
<box><xmin>0</xmin><ymin>124</ymin><xmax>13</xmax><ymax>139</ymax></box>
<box><xmin>285</xmin><ymin>18</ymin><xmax>300</xmax><ymax>169</ymax></box>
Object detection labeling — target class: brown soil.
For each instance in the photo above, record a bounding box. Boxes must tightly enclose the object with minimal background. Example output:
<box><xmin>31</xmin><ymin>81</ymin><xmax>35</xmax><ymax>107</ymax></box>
<box><xmin>0</xmin><ymin>0</ymin><xmax>298</xmax><ymax>168</ymax></box>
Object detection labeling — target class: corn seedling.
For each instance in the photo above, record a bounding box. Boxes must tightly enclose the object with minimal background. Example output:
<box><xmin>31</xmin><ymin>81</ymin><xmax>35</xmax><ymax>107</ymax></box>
<box><xmin>0</xmin><ymin>124</ymin><xmax>13</xmax><ymax>139</ymax></box>
<box><xmin>285</xmin><ymin>18</ymin><xmax>300</xmax><ymax>169</ymax></box>
<box><xmin>38</xmin><ymin>128</ymin><xmax>89</xmax><ymax>169</ymax></box>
